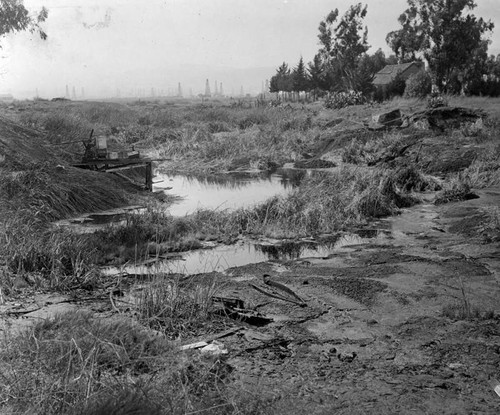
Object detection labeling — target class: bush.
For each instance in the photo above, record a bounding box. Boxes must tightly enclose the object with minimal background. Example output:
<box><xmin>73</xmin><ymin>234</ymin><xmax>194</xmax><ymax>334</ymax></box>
<box><xmin>404</xmin><ymin>71</ymin><xmax>432</xmax><ymax>98</ymax></box>
<box><xmin>386</xmin><ymin>71</ymin><xmax>406</xmax><ymax>98</ymax></box>
<box><xmin>324</xmin><ymin>90</ymin><xmax>365</xmax><ymax>109</ymax></box>
<box><xmin>427</xmin><ymin>91</ymin><xmax>449</xmax><ymax>109</ymax></box>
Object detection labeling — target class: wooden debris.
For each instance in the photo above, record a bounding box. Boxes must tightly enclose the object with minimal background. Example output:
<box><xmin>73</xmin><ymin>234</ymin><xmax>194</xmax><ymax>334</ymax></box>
<box><xmin>372</xmin><ymin>109</ymin><xmax>403</xmax><ymax>127</ymax></box>
<box><xmin>212</xmin><ymin>296</ymin><xmax>244</xmax><ymax>309</ymax></box>
<box><xmin>250</xmin><ymin>283</ymin><xmax>305</xmax><ymax>307</ymax></box>
<box><xmin>263</xmin><ymin>274</ymin><xmax>306</xmax><ymax>304</ymax></box>
<box><xmin>243</xmin><ymin>329</ymin><xmax>274</xmax><ymax>342</ymax></box>
<box><xmin>180</xmin><ymin>341</ymin><xmax>209</xmax><ymax>350</ymax></box>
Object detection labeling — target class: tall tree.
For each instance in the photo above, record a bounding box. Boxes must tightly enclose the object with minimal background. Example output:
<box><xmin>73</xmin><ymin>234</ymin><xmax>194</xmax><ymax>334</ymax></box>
<box><xmin>292</xmin><ymin>57</ymin><xmax>309</xmax><ymax>92</ymax></box>
<box><xmin>318</xmin><ymin>3</ymin><xmax>369</xmax><ymax>90</ymax></box>
<box><xmin>307</xmin><ymin>53</ymin><xmax>329</xmax><ymax>91</ymax></box>
<box><xmin>386</xmin><ymin>0</ymin><xmax>494</xmax><ymax>91</ymax></box>
<box><xmin>269</xmin><ymin>62</ymin><xmax>293</xmax><ymax>92</ymax></box>
<box><xmin>0</xmin><ymin>0</ymin><xmax>48</xmax><ymax>44</ymax></box>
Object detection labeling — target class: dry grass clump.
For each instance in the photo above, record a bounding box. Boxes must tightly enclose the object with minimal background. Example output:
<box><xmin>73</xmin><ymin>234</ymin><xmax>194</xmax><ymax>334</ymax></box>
<box><xmin>434</xmin><ymin>178</ymin><xmax>478</xmax><ymax>205</ymax></box>
<box><xmin>442</xmin><ymin>302</ymin><xmax>496</xmax><ymax>321</ymax></box>
<box><xmin>393</xmin><ymin>165</ymin><xmax>441</xmax><ymax>192</ymax></box>
<box><xmin>0</xmin><ymin>311</ymin><xmax>240</xmax><ymax>415</ymax></box>
<box><xmin>137</xmin><ymin>274</ymin><xmax>220</xmax><ymax>338</ymax></box>
<box><xmin>341</xmin><ymin>131</ymin><xmax>411</xmax><ymax>165</ymax></box>
<box><xmin>459</xmin><ymin>143</ymin><xmax>500</xmax><ymax>188</ymax></box>
<box><xmin>0</xmin><ymin>214</ymin><xmax>101</xmax><ymax>290</ymax></box>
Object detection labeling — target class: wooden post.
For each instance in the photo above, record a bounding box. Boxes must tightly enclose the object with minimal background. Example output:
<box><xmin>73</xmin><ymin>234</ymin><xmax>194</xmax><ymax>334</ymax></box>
<box><xmin>145</xmin><ymin>162</ymin><xmax>153</xmax><ymax>191</ymax></box>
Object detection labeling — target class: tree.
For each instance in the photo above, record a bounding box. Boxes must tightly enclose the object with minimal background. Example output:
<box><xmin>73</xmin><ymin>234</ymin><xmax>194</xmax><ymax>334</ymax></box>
<box><xmin>318</xmin><ymin>3</ymin><xmax>369</xmax><ymax>90</ymax></box>
<box><xmin>307</xmin><ymin>53</ymin><xmax>329</xmax><ymax>91</ymax></box>
<box><xmin>269</xmin><ymin>62</ymin><xmax>293</xmax><ymax>92</ymax></box>
<box><xmin>0</xmin><ymin>0</ymin><xmax>48</xmax><ymax>45</ymax></box>
<box><xmin>292</xmin><ymin>57</ymin><xmax>309</xmax><ymax>92</ymax></box>
<box><xmin>386</xmin><ymin>0</ymin><xmax>494</xmax><ymax>92</ymax></box>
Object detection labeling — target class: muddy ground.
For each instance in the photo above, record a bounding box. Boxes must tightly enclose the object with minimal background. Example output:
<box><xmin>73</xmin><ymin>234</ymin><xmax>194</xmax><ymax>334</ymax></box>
<box><xmin>1</xmin><ymin>102</ymin><xmax>500</xmax><ymax>413</ymax></box>
<box><xmin>211</xmin><ymin>187</ymin><xmax>500</xmax><ymax>414</ymax></box>
<box><xmin>3</xmin><ymin>187</ymin><xmax>499</xmax><ymax>414</ymax></box>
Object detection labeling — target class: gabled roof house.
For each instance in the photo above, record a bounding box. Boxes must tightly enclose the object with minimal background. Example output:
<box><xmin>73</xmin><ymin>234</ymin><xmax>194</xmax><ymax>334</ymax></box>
<box><xmin>373</xmin><ymin>62</ymin><xmax>425</xmax><ymax>86</ymax></box>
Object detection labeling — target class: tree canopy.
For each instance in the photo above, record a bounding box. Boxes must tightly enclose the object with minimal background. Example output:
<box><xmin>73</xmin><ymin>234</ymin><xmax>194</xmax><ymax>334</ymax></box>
<box><xmin>268</xmin><ymin>0</ymin><xmax>497</xmax><ymax>98</ymax></box>
<box><xmin>318</xmin><ymin>3</ymin><xmax>369</xmax><ymax>90</ymax></box>
<box><xmin>0</xmin><ymin>0</ymin><xmax>48</xmax><ymax>45</ymax></box>
<box><xmin>386</xmin><ymin>0</ymin><xmax>494</xmax><ymax>92</ymax></box>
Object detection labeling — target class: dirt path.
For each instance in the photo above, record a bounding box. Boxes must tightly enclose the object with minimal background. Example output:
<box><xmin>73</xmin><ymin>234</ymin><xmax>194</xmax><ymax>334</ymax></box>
<box><xmin>215</xmin><ymin>187</ymin><xmax>500</xmax><ymax>414</ymax></box>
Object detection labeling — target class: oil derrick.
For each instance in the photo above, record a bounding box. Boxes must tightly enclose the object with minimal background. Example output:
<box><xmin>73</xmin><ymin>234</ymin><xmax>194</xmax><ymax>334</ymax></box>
<box><xmin>220</xmin><ymin>82</ymin><xmax>224</xmax><ymax>97</ymax></box>
<box><xmin>178</xmin><ymin>82</ymin><xmax>183</xmax><ymax>98</ymax></box>
<box><xmin>205</xmin><ymin>79</ymin><xmax>211</xmax><ymax>97</ymax></box>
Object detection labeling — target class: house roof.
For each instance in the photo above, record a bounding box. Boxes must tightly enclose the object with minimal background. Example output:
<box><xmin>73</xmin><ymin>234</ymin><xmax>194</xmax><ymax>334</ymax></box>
<box><xmin>373</xmin><ymin>62</ymin><xmax>424</xmax><ymax>85</ymax></box>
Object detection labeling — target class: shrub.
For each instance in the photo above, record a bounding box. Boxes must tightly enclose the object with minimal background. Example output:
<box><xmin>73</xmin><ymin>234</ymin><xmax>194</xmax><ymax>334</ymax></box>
<box><xmin>386</xmin><ymin>71</ymin><xmax>406</xmax><ymax>98</ymax></box>
<box><xmin>324</xmin><ymin>90</ymin><xmax>365</xmax><ymax>109</ymax></box>
<box><xmin>404</xmin><ymin>71</ymin><xmax>432</xmax><ymax>98</ymax></box>
<box><xmin>427</xmin><ymin>91</ymin><xmax>449</xmax><ymax>108</ymax></box>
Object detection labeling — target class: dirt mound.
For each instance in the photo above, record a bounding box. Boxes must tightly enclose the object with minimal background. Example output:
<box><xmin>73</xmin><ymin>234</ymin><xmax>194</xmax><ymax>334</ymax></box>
<box><xmin>0</xmin><ymin>115</ymin><xmax>56</xmax><ymax>168</ymax></box>
<box><xmin>0</xmin><ymin>115</ymin><xmax>134</xmax><ymax>221</ymax></box>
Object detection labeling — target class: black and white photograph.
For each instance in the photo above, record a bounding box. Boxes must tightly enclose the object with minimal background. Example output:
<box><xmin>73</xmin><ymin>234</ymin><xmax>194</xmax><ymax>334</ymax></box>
<box><xmin>1</xmin><ymin>0</ymin><xmax>500</xmax><ymax>413</ymax></box>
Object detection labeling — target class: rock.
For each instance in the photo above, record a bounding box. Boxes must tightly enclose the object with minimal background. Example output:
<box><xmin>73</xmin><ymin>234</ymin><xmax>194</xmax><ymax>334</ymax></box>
<box><xmin>338</xmin><ymin>351</ymin><xmax>357</xmax><ymax>362</ymax></box>
<box><xmin>372</xmin><ymin>109</ymin><xmax>403</xmax><ymax>127</ymax></box>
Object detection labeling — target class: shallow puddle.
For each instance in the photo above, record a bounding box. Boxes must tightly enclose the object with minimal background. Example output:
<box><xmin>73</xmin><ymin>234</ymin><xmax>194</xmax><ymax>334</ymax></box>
<box><xmin>154</xmin><ymin>169</ymin><xmax>311</xmax><ymax>216</ymax></box>
<box><xmin>104</xmin><ymin>231</ymin><xmax>389</xmax><ymax>276</ymax></box>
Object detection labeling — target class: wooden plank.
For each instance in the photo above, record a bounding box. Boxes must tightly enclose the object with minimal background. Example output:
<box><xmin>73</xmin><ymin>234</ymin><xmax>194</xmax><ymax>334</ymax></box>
<box><xmin>146</xmin><ymin>162</ymin><xmax>153</xmax><ymax>191</ymax></box>
<box><xmin>72</xmin><ymin>158</ymin><xmax>152</xmax><ymax>167</ymax></box>
<box><xmin>104</xmin><ymin>163</ymin><xmax>148</xmax><ymax>173</ymax></box>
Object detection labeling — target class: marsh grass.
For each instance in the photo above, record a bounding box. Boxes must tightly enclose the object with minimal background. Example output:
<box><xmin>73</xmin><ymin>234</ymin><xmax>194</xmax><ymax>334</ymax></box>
<box><xmin>0</xmin><ymin>215</ymin><xmax>101</xmax><ymax>290</ymax></box>
<box><xmin>137</xmin><ymin>274</ymin><xmax>221</xmax><ymax>338</ymax></box>
<box><xmin>92</xmin><ymin>166</ymin><xmax>419</xmax><ymax>250</ymax></box>
<box><xmin>442</xmin><ymin>275</ymin><xmax>496</xmax><ymax>321</ymax></box>
<box><xmin>0</xmin><ymin>310</ymin><xmax>242</xmax><ymax>415</ymax></box>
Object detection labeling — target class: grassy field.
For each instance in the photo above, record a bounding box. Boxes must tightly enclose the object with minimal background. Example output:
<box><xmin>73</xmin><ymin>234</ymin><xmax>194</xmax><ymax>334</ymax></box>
<box><xmin>1</xmin><ymin>95</ymin><xmax>500</xmax><ymax>413</ymax></box>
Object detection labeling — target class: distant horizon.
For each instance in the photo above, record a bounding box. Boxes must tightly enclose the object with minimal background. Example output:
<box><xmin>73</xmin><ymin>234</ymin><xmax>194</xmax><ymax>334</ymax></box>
<box><xmin>2</xmin><ymin>0</ymin><xmax>499</xmax><ymax>99</ymax></box>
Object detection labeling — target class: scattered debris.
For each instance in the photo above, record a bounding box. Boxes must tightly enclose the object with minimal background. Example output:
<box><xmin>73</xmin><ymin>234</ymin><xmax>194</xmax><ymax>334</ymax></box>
<box><xmin>263</xmin><ymin>274</ymin><xmax>306</xmax><ymax>305</ymax></box>
<box><xmin>406</xmin><ymin>107</ymin><xmax>486</xmax><ymax>131</ymax></box>
<box><xmin>250</xmin><ymin>282</ymin><xmax>306</xmax><ymax>307</ymax></box>
<box><xmin>490</xmin><ymin>378</ymin><xmax>500</xmax><ymax>398</ymax></box>
<box><xmin>200</xmin><ymin>341</ymin><xmax>228</xmax><ymax>355</ymax></box>
<box><xmin>180</xmin><ymin>341</ymin><xmax>209</xmax><ymax>351</ymax></box>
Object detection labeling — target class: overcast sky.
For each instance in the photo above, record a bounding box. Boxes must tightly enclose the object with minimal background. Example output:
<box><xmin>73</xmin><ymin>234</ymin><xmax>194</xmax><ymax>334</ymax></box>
<box><xmin>2</xmin><ymin>0</ymin><xmax>500</xmax><ymax>98</ymax></box>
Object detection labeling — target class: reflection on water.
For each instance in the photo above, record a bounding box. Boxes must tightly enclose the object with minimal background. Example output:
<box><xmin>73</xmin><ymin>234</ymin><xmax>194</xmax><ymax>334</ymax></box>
<box><xmin>108</xmin><ymin>232</ymin><xmax>390</xmax><ymax>276</ymax></box>
<box><xmin>111</xmin><ymin>240</ymin><xmax>334</xmax><ymax>276</ymax></box>
<box><xmin>255</xmin><ymin>240</ymin><xmax>333</xmax><ymax>261</ymax></box>
<box><xmin>154</xmin><ymin>169</ymin><xmax>312</xmax><ymax>216</ymax></box>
